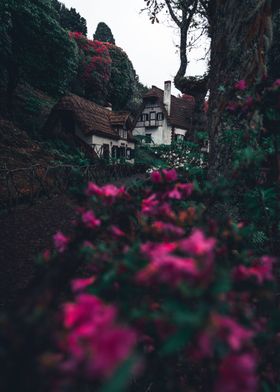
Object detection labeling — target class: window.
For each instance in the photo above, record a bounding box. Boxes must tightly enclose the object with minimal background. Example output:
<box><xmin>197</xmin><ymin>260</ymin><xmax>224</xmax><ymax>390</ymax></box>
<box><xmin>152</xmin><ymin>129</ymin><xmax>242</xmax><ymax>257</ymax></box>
<box><xmin>119</xmin><ymin>147</ymin><xmax>126</xmax><ymax>160</ymax></box>
<box><xmin>118</xmin><ymin>129</ymin><xmax>128</xmax><ymax>139</ymax></box>
<box><xmin>175</xmin><ymin>134</ymin><xmax>184</xmax><ymax>142</ymax></box>
<box><xmin>145</xmin><ymin>134</ymin><xmax>152</xmax><ymax>143</ymax></box>
<box><xmin>150</xmin><ymin>112</ymin><xmax>156</xmax><ymax>120</ymax></box>
<box><xmin>112</xmin><ymin>145</ymin><xmax>118</xmax><ymax>159</ymax></box>
<box><xmin>126</xmin><ymin>148</ymin><xmax>131</xmax><ymax>160</ymax></box>
<box><xmin>157</xmin><ymin>112</ymin><xmax>163</xmax><ymax>121</ymax></box>
<box><xmin>141</xmin><ymin>113</ymin><xmax>148</xmax><ymax>122</ymax></box>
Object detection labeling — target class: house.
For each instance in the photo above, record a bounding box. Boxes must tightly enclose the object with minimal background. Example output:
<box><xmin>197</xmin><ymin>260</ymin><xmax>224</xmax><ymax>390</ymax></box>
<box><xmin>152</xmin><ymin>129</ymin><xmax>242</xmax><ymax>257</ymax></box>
<box><xmin>44</xmin><ymin>94</ymin><xmax>135</xmax><ymax>161</ymax></box>
<box><xmin>132</xmin><ymin>81</ymin><xmax>195</xmax><ymax>145</ymax></box>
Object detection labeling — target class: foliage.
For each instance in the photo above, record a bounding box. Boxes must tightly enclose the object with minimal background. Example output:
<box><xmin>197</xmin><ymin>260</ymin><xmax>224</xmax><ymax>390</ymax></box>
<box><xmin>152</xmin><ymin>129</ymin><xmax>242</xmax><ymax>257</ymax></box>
<box><xmin>70</xmin><ymin>32</ymin><xmax>112</xmax><ymax>104</ymax></box>
<box><xmin>0</xmin><ymin>0</ymin><xmax>79</xmax><ymax>100</ymax></box>
<box><xmin>1</xmin><ymin>161</ymin><xmax>279</xmax><ymax>391</ymax></box>
<box><xmin>217</xmin><ymin>79</ymin><xmax>280</xmax><ymax>254</ymax></box>
<box><xmin>52</xmin><ymin>0</ymin><xmax>87</xmax><ymax>35</ymax></box>
<box><xmin>1</xmin><ymin>81</ymin><xmax>280</xmax><ymax>391</ymax></box>
<box><xmin>94</xmin><ymin>22</ymin><xmax>116</xmax><ymax>45</ymax></box>
<box><xmin>105</xmin><ymin>43</ymin><xmax>141</xmax><ymax>111</ymax></box>
<box><xmin>44</xmin><ymin>139</ymin><xmax>92</xmax><ymax>166</ymax></box>
<box><xmin>136</xmin><ymin>139</ymin><xmax>207</xmax><ymax>180</ymax></box>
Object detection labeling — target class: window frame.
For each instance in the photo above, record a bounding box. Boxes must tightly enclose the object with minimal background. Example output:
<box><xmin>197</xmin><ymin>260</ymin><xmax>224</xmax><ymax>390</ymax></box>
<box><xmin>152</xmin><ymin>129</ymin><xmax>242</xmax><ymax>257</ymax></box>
<box><xmin>157</xmin><ymin>112</ymin><xmax>164</xmax><ymax>121</ymax></box>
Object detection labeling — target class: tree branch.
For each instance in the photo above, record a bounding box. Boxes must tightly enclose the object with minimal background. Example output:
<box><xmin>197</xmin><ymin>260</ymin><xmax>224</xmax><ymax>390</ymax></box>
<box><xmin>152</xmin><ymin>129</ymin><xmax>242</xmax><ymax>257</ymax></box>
<box><xmin>165</xmin><ymin>0</ymin><xmax>181</xmax><ymax>26</ymax></box>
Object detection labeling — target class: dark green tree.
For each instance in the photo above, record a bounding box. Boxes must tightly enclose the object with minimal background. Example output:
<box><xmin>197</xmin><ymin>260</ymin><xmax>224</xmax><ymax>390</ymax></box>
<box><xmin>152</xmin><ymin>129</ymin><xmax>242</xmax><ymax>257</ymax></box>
<box><xmin>51</xmin><ymin>0</ymin><xmax>87</xmax><ymax>35</ymax></box>
<box><xmin>0</xmin><ymin>0</ymin><xmax>79</xmax><ymax>112</ymax></box>
<box><xmin>106</xmin><ymin>44</ymin><xmax>136</xmax><ymax>110</ymax></box>
<box><xmin>94</xmin><ymin>22</ymin><xmax>115</xmax><ymax>44</ymax></box>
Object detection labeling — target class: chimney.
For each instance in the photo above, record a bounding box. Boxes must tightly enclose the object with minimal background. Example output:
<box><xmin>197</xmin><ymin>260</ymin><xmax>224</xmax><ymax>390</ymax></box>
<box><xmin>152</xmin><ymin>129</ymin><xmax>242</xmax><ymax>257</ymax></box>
<box><xmin>163</xmin><ymin>80</ymin><xmax>171</xmax><ymax>116</ymax></box>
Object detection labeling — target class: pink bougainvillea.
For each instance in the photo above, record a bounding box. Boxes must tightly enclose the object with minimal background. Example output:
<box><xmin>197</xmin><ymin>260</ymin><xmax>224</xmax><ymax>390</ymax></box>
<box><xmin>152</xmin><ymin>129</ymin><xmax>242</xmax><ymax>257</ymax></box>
<box><xmin>86</xmin><ymin>183</ymin><xmax>127</xmax><ymax>204</ymax></box>
<box><xmin>61</xmin><ymin>294</ymin><xmax>136</xmax><ymax>379</ymax></box>
<box><xmin>71</xmin><ymin>277</ymin><xmax>96</xmax><ymax>293</ymax></box>
<box><xmin>81</xmin><ymin>211</ymin><xmax>101</xmax><ymax>229</ymax></box>
<box><xmin>234</xmin><ymin>80</ymin><xmax>247</xmax><ymax>91</ymax></box>
<box><xmin>69</xmin><ymin>32</ymin><xmax>111</xmax><ymax>99</ymax></box>
<box><xmin>179</xmin><ymin>229</ymin><xmax>216</xmax><ymax>257</ymax></box>
<box><xmin>215</xmin><ymin>353</ymin><xmax>257</xmax><ymax>392</ymax></box>
<box><xmin>136</xmin><ymin>229</ymin><xmax>216</xmax><ymax>286</ymax></box>
<box><xmin>53</xmin><ymin>231</ymin><xmax>70</xmax><ymax>253</ymax></box>
<box><xmin>233</xmin><ymin>256</ymin><xmax>274</xmax><ymax>284</ymax></box>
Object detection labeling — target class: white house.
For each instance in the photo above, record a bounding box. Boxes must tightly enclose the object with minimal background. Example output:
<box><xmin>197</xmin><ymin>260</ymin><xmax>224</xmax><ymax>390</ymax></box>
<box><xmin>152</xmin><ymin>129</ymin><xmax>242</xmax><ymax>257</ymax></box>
<box><xmin>45</xmin><ymin>94</ymin><xmax>135</xmax><ymax>162</ymax></box>
<box><xmin>132</xmin><ymin>81</ymin><xmax>195</xmax><ymax>145</ymax></box>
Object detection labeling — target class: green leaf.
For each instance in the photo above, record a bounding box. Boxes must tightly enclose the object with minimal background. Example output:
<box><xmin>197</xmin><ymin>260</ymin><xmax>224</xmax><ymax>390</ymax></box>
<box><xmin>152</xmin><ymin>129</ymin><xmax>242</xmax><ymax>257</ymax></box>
<box><xmin>99</xmin><ymin>356</ymin><xmax>137</xmax><ymax>392</ymax></box>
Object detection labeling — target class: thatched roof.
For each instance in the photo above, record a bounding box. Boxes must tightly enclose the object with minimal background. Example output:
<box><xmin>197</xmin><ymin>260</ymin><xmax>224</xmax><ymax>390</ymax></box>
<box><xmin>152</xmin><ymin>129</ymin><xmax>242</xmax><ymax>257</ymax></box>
<box><xmin>46</xmin><ymin>95</ymin><xmax>133</xmax><ymax>140</ymax></box>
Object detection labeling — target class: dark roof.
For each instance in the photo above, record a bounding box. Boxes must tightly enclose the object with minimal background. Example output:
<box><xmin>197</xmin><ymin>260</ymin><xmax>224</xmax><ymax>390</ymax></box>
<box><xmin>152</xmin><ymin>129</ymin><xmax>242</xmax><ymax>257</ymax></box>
<box><xmin>141</xmin><ymin>86</ymin><xmax>195</xmax><ymax>130</ymax></box>
<box><xmin>47</xmin><ymin>95</ymin><xmax>133</xmax><ymax>140</ymax></box>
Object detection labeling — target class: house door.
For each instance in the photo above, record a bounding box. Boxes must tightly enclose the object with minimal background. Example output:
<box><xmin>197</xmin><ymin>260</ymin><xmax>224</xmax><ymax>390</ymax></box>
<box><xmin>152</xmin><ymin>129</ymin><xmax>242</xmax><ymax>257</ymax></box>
<box><xmin>103</xmin><ymin>144</ymin><xmax>110</xmax><ymax>161</ymax></box>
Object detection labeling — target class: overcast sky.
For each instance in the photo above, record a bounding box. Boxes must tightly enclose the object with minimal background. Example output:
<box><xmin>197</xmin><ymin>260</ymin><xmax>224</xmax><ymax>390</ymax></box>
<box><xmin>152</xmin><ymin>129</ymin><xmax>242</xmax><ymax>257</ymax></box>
<box><xmin>63</xmin><ymin>0</ymin><xmax>208</xmax><ymax>94</ymax></box>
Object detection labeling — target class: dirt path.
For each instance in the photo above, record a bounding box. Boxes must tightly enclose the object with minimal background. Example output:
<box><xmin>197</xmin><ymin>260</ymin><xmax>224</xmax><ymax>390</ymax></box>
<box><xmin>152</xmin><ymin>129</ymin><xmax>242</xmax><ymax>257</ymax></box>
<box><xmin>0</xmin><ymin>195</ymin><xmax>75</xmax><ymax>307</ymax></box>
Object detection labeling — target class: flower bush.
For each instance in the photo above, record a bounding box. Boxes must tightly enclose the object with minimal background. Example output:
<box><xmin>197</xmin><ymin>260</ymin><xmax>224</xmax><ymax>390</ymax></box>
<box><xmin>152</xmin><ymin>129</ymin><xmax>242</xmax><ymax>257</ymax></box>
<box><xmin>69</xmin><ymin>32</ymin><xmax>111</xmax><ymax>102</ymax></box>
<box><xmin>1</xmin><ymin>81</ymin><xmax>280</xmax><ymax>391</ymax></box>
<box><xmin>138</xmin><ymin>136</ymin><xmax>208</xmax><ymax>179</ymax></box>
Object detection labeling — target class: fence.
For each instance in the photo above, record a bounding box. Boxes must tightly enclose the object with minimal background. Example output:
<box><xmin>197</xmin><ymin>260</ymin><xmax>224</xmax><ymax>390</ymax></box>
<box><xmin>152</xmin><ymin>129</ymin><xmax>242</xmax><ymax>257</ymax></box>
<box><xmin>0</xmin><ymin>163</ymin><xmax>147</xmax><ymax>212</ymax></box>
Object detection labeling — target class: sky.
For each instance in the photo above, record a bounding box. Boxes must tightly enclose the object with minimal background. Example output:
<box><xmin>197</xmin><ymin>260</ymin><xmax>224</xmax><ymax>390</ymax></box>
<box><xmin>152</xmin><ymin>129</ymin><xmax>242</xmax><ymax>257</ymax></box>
<box><xmin>63</xmin><ymin>0</ymin><xmax>208</xmax><ymax>94</ymax></box>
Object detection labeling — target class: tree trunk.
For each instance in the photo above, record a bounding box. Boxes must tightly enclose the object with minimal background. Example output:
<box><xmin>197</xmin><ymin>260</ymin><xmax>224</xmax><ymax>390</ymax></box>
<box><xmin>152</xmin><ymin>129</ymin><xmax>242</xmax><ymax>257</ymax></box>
<box><xmin>207</xmin><ymin>0</ymin><xmax>274</xmax><ymax>178</ymax></box>
<box><xmin>174</xmin><ymin>16</ymin><xmax>188</xmax><ymax>90</ymax></box>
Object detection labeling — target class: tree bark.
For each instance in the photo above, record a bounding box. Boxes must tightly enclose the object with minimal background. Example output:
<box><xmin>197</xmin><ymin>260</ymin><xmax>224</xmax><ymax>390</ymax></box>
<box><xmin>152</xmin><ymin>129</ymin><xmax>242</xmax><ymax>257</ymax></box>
<box><xmin>207</xmin><ymin>0</ymin><xmax>274</xmax><ymax>178</ymax></box>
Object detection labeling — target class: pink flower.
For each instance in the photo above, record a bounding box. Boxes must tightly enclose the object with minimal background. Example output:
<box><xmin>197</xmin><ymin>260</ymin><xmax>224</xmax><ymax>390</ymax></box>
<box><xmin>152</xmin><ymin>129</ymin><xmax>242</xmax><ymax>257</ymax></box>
<box><xmin>151</xmin><ymin>171</ymin><xmax>162</xmax><ymax>183</ymax></box>
<box><xmin>137</xmin><ymin>254</ymin><xmax>198</xmax><ymax>285</ymax></box>
<box><xmin>61</xmin><ymin>294</ymin><xmax>136</xmax><ymax>379</ymax></box>
<box><xmin>212</xmin><ymin>314</ymin><xmax>254</xmax><ymax>351</ymax></box>
<box><xmin>141</xmin><ymin>193</ymin><xmax>159</xmax><ymax>214</ymax></box>
<box><xmin>82</xmin><ymin>210</ymin><xmax>101</xmax><ymax>229</ymax></box>
<box><xmin>234</xmin><ymin>80</ymin><xmax>247</xmax><ymax>91</ymax></box>
<box><xmin>152</xmin><ymin>221</ymin><xmax>184</xmax><ymax>237</ymax></box>
<box><xmin>53</xmin><ymin>231</ymin><xmax>70</xmax><ymax>253</ymax></box>
<box><xmin>180</xmin><ymin>229</ymin><xmax>216</xmax><ymax>256</ymax></box>
<box><xmin>215</xmin><ymin>353</ymin><xmax>258</xmax><ymax>392</ymax></box>
<box><xmin>167</xmin><ymin>187</ymin><xmax>182</xmax><ymax>200</ymax></box>
<box><xmin>102</xmin><ymin>184</ymin><xmax>125</xmax><ymax>198</ymax></box>
<box><xmin>194</xmin><ymin>315</ymin><xmax>253</xmax><ymax>359</ymax></box>
<box><xmin>177</xmin><ymin>183</ymin><xmax>194</xmax><ymax>197</ymax></box>
<box><xmin>273</xmin><ymin>79</ymin><xmax>280</xmax><ymax>88</ymax></box>
<box><xmin>162</xmin><ymin>169</ymin><xmax>178</xmax><ymax>182</ymax></box>
<box><xmin>86</xmin><ymin>182</ymin><xmax>103</xmax><ymax>196</ymax></box>
<box><xmin>151</xmin><ymin>169</ymin><xmax>177</xmax><ymax>183</ymax></box>
<box><xmin>86</xmin><ymin>182</ymin><xmax>126</xmax><ymax>202</ymax></box>
<box><xmin>111</xmin><ymin>225</ymin><xmax>125</xmax><ymax>237</ymax></box>
<box><xmin>137</xmin><ymin>241</ymin><xmax>198</xmax><ymax>285</ymax></box>
<box><xmin>233</xmin><ymin>256</ymin><xmax>274</xmax><ymax>284</ymax></box>
<box><xmin>85</xmin><ymin>327</ymin><xmax>136</xmax><ymax>378</ymax></box>
<box><xmin>71</xmin><ymin>276</ymin><xmax>96</xmax><ymax>293</ymax></box>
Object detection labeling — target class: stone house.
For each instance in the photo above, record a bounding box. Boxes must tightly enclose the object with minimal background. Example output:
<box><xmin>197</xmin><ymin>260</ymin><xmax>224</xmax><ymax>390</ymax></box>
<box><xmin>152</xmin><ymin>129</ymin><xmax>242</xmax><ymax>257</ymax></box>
<box><xmin>45</xmin><ymin>94</ymin><xmax>135</xmax><ymax>161</ymax></box>
<box><xmin>132</xmin><ymin>81</ymin><xmax>195</xmax><ymax>145</ymax></box>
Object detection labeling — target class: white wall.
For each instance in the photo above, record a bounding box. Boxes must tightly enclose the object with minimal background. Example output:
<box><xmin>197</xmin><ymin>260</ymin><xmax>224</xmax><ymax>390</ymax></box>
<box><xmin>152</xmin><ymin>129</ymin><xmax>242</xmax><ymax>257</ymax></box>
<box><xmin>75</xmin><ymin>127</ymin><xmax>135</xmax><ymax>161</ymax></box>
